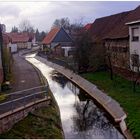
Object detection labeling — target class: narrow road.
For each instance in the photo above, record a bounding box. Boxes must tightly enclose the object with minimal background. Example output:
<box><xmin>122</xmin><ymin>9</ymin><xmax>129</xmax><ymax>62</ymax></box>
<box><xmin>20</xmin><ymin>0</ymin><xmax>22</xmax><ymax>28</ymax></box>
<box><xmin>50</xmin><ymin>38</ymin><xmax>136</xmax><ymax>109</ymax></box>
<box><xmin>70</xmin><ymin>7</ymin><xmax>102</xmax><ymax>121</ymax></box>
<box><xmin>11</xmin><ymin>53</ymin><xmax>41</xmax><ymax>92</ymax></box>
<box><xmin>0</xmin><ymin>52</ymin><xmax>45</xmax><ymax>115</ymax></box>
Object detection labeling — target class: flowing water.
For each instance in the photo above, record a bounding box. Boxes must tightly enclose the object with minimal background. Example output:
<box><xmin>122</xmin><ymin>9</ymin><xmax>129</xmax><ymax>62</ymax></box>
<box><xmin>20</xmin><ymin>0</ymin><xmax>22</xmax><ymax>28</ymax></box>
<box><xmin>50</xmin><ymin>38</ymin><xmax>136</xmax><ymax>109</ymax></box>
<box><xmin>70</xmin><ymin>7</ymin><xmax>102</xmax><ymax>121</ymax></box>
<box><xmin>26</xmin><ymin>54</ymin><xmax>124</xmax><ymax>139</ymax></box>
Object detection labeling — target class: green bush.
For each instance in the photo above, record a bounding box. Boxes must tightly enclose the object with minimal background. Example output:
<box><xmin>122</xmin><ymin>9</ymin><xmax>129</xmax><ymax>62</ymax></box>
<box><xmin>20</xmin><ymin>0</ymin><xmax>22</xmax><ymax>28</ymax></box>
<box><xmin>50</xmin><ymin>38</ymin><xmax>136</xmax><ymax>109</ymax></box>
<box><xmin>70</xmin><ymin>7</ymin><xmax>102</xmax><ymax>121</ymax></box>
<box><xmin>0</xmin><ymin>94</ymin><xmax>7</xmax><ymax>102</ymax></box>
<box><xmin>1</xmin><ymin>82</ymin><xmax>11</xmax><ymax>91</ymax></box>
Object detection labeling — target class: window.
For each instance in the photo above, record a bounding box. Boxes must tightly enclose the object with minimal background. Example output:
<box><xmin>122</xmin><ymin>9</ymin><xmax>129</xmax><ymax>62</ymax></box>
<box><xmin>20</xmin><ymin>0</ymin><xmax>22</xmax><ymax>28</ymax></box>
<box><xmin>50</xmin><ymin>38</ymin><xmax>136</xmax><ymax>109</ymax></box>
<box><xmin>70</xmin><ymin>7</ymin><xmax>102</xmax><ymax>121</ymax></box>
<box><xmin>132</xmin><ymin>27</ymin><xmax>139</xmax><ymax>42</ymax></box>
<box><xmin>131</xmin><ymin>54</ymin><xmax>139</xmax><ymax>66</ymax></box>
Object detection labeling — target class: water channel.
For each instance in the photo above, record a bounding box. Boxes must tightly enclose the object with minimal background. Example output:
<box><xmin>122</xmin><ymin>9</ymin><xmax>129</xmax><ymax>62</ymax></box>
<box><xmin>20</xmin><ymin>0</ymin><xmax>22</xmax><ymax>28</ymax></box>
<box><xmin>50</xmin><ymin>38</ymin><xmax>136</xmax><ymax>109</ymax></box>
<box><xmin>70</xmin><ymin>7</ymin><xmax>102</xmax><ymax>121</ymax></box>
<box><xmin>26</xmin><ymin>54</ymin><xmax>124</xmax><ymax>139</ymax></box>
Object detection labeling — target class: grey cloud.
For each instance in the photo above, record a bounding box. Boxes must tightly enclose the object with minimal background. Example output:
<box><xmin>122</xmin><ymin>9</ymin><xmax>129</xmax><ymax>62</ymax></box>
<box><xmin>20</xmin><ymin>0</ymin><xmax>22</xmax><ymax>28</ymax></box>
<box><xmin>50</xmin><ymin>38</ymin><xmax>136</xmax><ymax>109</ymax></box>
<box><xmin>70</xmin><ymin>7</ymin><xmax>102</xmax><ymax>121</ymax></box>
<box><xmin>2</xmin><ymin>1</ymin><xmax>140</xmax><ymax>32</ymax></box>
<box><xmin>0</xmin><ymin>4</ymin><xmax>20</xmax><ymax>17</ymax></box>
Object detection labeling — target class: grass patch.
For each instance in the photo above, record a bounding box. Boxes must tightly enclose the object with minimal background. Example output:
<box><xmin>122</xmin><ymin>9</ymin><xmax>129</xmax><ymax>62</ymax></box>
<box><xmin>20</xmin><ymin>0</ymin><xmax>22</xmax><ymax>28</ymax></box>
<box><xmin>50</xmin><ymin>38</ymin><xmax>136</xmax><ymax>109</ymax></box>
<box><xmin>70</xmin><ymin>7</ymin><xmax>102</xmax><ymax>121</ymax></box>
<box><xmin>0</xmin><ymin>90</ymin><xmax>63</xmax><ymax>139</ymax></box>
<box><xmin>82</xmin><ymin>71</ymin><xmax>140</xmax><ymax>139</ymax></box>
<box><xmin>0</xmin><ymin>94</ymin><xmax>7</xmax><ymax>103</ymax></box>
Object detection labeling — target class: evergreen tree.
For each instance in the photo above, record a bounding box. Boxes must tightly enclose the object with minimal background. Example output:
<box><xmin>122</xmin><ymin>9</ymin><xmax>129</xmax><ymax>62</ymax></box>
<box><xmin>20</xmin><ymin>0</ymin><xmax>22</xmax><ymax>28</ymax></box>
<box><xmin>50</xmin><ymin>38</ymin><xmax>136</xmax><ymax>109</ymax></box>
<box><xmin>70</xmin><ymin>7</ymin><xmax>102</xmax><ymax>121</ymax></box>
<box><xmin>35</xmin><ymin>29</ymin><xmax>40</xmax><ymax>42</ymax></box>
<box><xmin>39</xmin><ymin>31</ymin><xmax>46</xmax><ymax>42</ymax></box>
<box><xmin>11</xmin><ymin>26</ymin><xmax>18</xmax><ymax>33</ymax></box>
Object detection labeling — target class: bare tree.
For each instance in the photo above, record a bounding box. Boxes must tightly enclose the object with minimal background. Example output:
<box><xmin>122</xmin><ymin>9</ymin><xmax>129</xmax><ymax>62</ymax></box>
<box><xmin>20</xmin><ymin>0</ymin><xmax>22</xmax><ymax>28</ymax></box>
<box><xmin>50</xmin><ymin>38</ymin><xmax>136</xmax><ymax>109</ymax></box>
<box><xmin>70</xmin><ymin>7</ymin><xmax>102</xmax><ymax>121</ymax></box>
<box><xmin>105</xmin><ymin>43</ymin><xmax>116</xmax><ymax>81</ymax></box>
<box><xmin>19</xmin><ymin>19</ymin><xmax>34</xmax><ymax>33</ymax></box>
<box><xmin>89</xmin><ymin>43</ymin><xmax>106</xmax><ymax>72</ymax></box>
<box><xmin>131</xmin><ymin>53</ymin><xmax>140</xmax><ymax>92</ymax></box>
<box><xmin>106</xmin><ymin>52</ymin><xmax>114</xmax><ymax>80</ymax></box>
<box><xmin>74</xmin><ymin>31</ymin><xmax>92</xmax><ymax>73</ymax></box>
<box><xmin>74</xmin><ymin>30</ymin><xmax>105</xmax><ymax>73</ymax></box>
<box><xmin>71</xmin><ymin>17</ymin><xmax>84</xmax><ymax>31</ymax></box>
<box><xmin>52</xmin><ymin>17</ymin><xmax>70</xmax><ymax>31</ymax></box>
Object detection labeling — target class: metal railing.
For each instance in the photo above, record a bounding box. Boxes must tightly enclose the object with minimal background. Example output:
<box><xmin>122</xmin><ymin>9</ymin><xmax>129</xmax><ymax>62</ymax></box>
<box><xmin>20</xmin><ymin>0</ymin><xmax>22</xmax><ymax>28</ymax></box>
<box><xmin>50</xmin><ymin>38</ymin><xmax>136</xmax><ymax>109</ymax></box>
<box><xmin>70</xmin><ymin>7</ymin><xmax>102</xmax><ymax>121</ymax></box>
<box><xmin>0</xmin><ymin>85</ymin><xmax>48</xmax><ymax>115</ymax></box>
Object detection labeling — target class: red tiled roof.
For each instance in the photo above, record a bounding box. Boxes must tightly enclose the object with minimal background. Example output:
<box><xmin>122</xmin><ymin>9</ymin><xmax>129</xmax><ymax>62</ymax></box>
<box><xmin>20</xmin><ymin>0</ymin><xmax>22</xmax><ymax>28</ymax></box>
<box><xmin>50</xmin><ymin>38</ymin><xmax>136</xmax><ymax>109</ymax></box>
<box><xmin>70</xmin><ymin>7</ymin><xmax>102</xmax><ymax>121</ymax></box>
<box><xmin>89</xmin><ymin>5</ymin><xmax>140</xmax><ymax>41</ymax></box>
<box><xmin>42</xmin><ymin>27</ymin><xmax>60</xmax><ymax>44</ymax></box>
<box><xmin>6</xmin><ymin>32</ymin><xmax>34</xmax><ymax>43</ymax></box>
<box><xmin>84</xmin><ymin>23</ymin><xmax>92</xmax><ymax>31</ymax></box>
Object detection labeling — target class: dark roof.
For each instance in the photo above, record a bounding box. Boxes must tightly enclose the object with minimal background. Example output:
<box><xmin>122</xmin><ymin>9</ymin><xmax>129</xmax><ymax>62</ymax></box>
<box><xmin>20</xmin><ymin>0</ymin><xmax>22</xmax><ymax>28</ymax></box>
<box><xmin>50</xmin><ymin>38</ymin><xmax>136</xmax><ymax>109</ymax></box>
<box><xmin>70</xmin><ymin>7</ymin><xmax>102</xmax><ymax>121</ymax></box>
<box><xmin>42</xmin><ymin>27</ymin><xmax>72</xmax><ymax>44</ymax></box>
<box><xmin>89</xmin><ymin>5</ymin><xmax>140</xmax><ymax>41</ymax></box>
<box><xmin>125</xmin><ymin>5</ymin><xmax>140</xmax><ymax>23</ymax></box>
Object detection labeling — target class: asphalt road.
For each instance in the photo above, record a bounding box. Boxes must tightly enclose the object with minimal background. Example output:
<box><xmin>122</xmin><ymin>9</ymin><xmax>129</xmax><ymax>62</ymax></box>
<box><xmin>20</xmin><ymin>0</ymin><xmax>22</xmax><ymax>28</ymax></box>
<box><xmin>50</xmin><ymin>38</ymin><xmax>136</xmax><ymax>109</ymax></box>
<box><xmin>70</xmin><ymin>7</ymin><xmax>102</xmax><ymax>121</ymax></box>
<box><xmin>11</xmin><ymin>53</ymin><xmax>41</xmax><ymax>92</ymax></box>
<box><xmin>0</xmin><ymin>52</ymin><xmax>46</xmax><ymax>115</ymax></box>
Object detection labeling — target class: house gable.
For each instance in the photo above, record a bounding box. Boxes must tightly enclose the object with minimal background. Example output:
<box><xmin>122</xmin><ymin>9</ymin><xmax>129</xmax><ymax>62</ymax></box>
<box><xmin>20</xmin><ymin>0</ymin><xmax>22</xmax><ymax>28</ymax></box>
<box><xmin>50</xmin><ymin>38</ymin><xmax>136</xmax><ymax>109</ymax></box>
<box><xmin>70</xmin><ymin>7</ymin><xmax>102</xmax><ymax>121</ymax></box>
<box><xmin>52</xmin><ymin>27</ymin><xmax>72</xmax><ymax>44</ymax></box>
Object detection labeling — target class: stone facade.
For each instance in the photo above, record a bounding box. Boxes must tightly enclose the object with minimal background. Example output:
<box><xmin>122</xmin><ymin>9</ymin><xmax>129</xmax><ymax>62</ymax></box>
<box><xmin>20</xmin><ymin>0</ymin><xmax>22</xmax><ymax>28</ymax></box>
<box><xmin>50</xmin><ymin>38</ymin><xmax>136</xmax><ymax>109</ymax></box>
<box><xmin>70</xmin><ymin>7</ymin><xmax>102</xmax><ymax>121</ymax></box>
<box><xmin>105</xmin><ymin>39</ymin><xmax>130</xmax><ymax>70</ymax></box>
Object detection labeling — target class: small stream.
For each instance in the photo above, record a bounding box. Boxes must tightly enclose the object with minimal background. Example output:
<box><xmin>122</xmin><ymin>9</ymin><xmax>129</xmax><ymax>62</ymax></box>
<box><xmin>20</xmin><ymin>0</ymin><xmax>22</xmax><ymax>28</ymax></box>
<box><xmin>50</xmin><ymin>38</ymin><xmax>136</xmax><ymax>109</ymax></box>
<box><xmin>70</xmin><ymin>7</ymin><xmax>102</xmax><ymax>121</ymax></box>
<box><xmin>26</xmin><ymin>54</ymin><xmax>124</xmax><ymax>139</ymax></box>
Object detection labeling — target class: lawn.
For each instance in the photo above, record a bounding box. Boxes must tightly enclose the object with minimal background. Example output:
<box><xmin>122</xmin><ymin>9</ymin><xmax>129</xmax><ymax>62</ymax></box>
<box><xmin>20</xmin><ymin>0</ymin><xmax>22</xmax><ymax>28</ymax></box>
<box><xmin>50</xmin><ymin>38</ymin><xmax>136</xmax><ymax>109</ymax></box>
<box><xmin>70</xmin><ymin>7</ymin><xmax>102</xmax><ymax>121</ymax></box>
<box><xmin>82</xmin><ymin>71</ymin><xmax>140</xmax><ymax>139</ymax></box>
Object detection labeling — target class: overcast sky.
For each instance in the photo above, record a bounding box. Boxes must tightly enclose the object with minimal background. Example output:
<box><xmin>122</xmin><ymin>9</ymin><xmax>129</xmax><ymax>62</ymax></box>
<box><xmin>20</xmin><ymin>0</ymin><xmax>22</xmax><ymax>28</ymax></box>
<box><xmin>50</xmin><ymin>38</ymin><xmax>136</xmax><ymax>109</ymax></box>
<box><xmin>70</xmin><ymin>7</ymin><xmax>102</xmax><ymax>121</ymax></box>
<box><xmin>0</xmin><ymin>1</ymin><xmax>140</xmax><ymax>32</ymax></box>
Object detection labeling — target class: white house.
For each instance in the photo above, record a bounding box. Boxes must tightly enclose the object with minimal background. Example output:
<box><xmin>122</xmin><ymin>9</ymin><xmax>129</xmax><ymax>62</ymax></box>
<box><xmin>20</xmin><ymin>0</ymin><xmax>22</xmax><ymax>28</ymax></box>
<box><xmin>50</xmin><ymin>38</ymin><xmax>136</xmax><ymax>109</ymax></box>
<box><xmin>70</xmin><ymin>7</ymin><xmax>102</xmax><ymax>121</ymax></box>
<box><xmin>7</xmin><ymin>32</ymin><xmax>36</xmax><ymax>53</ymax></box>
<box><xmin>126</xmin><ymin>20</ymin><xmax>140</xmax><ymax>72</ymax></box>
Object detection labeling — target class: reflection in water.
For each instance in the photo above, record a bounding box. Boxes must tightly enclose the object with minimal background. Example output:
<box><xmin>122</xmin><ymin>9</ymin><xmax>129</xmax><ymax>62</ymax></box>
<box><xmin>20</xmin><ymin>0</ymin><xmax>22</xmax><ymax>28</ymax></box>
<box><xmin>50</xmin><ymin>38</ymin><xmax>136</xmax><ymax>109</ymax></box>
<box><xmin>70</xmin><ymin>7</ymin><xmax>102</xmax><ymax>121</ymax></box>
<box><xmin>73</xmin><ymin>99</ymin><xmax>116</xmax><ymax>138</ymax></box>
<box><xmin>50</xmin><ymin>71</ymin><xmax>68</xmax><ymax>88</ymax></box>
<box><xmin>26</xmin><ymin>56</ymin><xmax>124</xmax><ymax>139</ymax></box>
<box><xmin>51</xmin><ymin>71</ymin><xmax>124</xmax><ymax>139</ymax></box>
<box><xmin>67</xmin><ymin>82</ymin><xmax>121</xmax><ymax>138</ymax></box>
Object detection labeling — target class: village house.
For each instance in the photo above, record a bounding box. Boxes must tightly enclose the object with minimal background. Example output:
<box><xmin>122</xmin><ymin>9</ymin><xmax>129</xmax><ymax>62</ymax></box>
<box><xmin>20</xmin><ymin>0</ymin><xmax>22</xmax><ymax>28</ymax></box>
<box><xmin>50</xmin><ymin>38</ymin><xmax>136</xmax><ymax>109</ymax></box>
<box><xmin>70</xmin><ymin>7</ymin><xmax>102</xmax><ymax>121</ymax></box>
<box><xmin>88</xmin><ymin>5</ymin><xmax>140</xmax><ymax>72</ymax></box>
<box><xmin>42</xmin><ymin>27</ymin><xmax>73</xmax><ymax>57</ymax></box>
<box><xmin>7</xmin><ymin>32</ymin><xmax>35</xmax><ymax>53</ymax></box>
<box><xmin>126</xmin><ymin>20</ymin><xmax>140</xmax><ymax>72</ymax></box>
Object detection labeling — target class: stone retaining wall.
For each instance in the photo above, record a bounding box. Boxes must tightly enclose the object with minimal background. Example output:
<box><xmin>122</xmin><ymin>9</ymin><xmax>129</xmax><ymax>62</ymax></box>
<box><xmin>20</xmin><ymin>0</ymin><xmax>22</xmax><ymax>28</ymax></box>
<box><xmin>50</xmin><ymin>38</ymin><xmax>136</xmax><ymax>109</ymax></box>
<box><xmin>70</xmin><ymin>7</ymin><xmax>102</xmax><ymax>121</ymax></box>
<box><xmin>0</xmin><ymin>98</ymin><xmax>50</xmax><ymax>134</ymax></box>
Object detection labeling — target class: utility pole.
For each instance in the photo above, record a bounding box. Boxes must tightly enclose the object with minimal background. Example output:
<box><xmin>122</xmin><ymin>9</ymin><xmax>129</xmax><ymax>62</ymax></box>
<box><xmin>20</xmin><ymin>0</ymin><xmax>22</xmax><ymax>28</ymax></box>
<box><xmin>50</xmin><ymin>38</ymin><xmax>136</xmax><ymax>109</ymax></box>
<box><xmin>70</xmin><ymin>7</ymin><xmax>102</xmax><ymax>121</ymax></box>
<box><xmin>0</xmin><ymin>24</ymin><xmax>6</xmax><ymax>82</ymax></box>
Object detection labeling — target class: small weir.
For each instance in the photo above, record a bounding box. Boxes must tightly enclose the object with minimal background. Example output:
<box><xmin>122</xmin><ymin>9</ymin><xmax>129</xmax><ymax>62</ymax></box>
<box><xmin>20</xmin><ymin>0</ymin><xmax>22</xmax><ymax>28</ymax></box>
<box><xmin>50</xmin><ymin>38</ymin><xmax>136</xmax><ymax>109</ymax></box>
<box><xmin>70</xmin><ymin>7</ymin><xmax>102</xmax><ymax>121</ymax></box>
<box><xmin>26</xmin><ymin>54</ymin><xmax>124</xmax><ymax>139</ymax></box>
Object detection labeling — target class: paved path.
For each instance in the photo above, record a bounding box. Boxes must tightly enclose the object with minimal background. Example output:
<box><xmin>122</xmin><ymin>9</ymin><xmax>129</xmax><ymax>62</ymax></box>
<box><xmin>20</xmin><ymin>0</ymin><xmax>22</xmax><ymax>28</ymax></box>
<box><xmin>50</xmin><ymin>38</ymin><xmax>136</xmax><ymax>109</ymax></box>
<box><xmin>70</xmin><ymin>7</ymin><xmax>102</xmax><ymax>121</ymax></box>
<box><xmin>0</xmin><ymin>52</ymin><xmax>44</xmax><ymax>115</ymax></box>
<box><xmin>11</xmin><ymin>53</ymin><xmax>41</xmax><ymax>92</ymax></box>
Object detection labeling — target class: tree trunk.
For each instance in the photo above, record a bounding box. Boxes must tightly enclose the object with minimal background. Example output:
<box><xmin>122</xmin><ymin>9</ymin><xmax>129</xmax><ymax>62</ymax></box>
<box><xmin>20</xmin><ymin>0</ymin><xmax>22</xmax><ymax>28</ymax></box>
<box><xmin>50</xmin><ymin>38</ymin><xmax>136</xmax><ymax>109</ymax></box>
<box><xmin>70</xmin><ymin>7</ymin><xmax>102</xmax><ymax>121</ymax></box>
<box><xmin>108</xmin><ymin>55</ymin><xmax>113</xmax><ymax>80</ymax></box>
